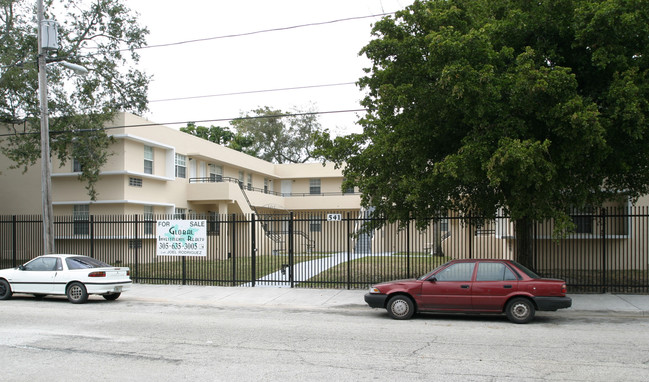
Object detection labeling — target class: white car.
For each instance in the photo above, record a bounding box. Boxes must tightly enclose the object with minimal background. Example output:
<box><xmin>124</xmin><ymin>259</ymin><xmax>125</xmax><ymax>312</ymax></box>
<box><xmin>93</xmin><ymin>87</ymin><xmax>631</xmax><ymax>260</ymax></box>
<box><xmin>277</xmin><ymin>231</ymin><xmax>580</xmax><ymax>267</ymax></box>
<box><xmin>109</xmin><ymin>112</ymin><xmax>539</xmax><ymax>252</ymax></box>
<box><xmin>0</xmin><ymin>254</ymin><xmax>132</xmax><ymax>304</ymax></box>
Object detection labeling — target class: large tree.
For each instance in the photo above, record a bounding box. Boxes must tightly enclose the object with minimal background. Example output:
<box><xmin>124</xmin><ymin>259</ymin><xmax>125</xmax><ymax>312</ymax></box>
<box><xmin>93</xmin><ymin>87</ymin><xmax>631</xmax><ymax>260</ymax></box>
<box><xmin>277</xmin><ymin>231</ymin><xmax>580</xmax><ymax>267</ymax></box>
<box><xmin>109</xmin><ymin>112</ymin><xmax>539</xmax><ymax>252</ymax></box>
<box><xmin>1</xmin><ymin>0</ymin><xmax>149</xmax><ymax>199</ymax></box>
<box><xmin>316</xmin><ymin>0</ymin><xmax>649</xmax><ymax>266</ymax></box>
<box><xmin>230</xmin><ymin>106</ymin><xmax>323</xmax><ymax>164</ymax></box>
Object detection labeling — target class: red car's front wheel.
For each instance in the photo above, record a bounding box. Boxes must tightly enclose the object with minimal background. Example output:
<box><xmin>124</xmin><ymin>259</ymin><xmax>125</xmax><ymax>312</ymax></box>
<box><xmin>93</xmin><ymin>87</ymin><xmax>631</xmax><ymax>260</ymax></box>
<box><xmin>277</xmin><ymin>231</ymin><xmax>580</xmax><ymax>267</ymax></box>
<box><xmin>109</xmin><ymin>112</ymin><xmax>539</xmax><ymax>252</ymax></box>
<box><xmin>386</xmin><ymin>295</ymin><xmax>415</xmax><ymax>320</ymax></box>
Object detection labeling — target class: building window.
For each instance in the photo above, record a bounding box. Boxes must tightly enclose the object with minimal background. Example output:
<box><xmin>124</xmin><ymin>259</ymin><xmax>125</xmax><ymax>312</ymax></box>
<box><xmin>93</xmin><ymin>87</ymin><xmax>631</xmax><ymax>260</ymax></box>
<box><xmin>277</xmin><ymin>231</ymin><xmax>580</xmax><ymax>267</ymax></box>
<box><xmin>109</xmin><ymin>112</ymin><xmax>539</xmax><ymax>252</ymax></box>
<box><xmin>73</xmin><ymin>205</ymin><xmax>90</xmax><ymax>236</ymax></box>
<box><xmin>73</xmin><ymin>158</ymin><xmax>83</xmax><ymax>173</ymax></box>
<box><xmin>570</xmin><ymin>207</ymin><xmax>594</xmax><ymax>234</ymax></box>
<box><xmin>144</xmin><ymin>145</ymin><xmax>154</xmax><ymax>174</ymax></box>
<box><xmin>209</xmin><ymin>164</ymin><xmax>223</xmax><ymax>181</ymax></box>
<box><xmin>208</xmin><ymin>211</ymin><xmax>220</xmax><ymax>236</ymax></box>
<box><xmin>247</xmin><ymin>173</ymin><xmax>253</xmax><ymax>190</ymax></box>
<box><xmin>309</xmin><ymin>215</ymin><xmax>322</xmax><ymax>232</ymax></box>
<box><xmin>129</xmin><ymin>177</ymin><xmax>142</xmax><ymax>187</ymax></box>
<box><xmin>174</xmin><ymin>208</ymin><xmax>186</xmax><ymax>220</ymax></box>
<box><xmin>144</xmin><ymin>205</ymin><xmax>154</xmax><ymax>235</ymax></box>
<box><xmin>572</xmin><ymin>212</ymin><xmax>594</xmax><ymax>234</ymax></box>
<box><xmin>128</xmin><ymin>240</ymin><xmax>142</xmax><ymax>249</ymax></box>
<box><xmin>175</xmin><ymin>154</ymin><xmax>186</xmax><ymax>178</ymax></box>
<box><xmin>310</xmin><ymin>179</ymin><xmax>321</xmax><ymax>195</ymax></box>
<box><xmin>238</xmin><ymin>171</ymin><xmax>244</xmax><ymax>187</ymax></box>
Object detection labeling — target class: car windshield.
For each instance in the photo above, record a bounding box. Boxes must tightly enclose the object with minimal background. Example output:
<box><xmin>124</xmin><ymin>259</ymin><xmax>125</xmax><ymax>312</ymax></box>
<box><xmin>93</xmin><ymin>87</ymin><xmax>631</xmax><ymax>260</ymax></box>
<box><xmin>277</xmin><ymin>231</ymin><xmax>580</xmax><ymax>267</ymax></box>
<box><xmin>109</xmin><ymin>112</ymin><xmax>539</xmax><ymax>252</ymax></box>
<box><xmin>511</xmin><ymin>261</ymin><xmax>541</xmax><ymax>279</ymax></box>
<box><xmin>417</xmin><ymin>262</ymin><xmax>451</xmax><ymax>280</ymax></box>
<box><xmin>66</xmin><ymin>256</ymin><xmax>111</xmax><ymax>270</ymax></box>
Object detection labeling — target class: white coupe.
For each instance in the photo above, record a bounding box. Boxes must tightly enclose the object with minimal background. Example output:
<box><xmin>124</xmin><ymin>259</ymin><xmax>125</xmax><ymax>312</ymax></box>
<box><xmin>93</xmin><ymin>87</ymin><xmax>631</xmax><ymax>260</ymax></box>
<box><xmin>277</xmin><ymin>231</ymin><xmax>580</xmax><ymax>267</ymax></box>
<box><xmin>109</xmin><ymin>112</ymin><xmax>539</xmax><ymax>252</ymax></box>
<box><xmin>0</xmin><ymin>254</ymin><xmax>132</xmax><ymax>304</ymax></box>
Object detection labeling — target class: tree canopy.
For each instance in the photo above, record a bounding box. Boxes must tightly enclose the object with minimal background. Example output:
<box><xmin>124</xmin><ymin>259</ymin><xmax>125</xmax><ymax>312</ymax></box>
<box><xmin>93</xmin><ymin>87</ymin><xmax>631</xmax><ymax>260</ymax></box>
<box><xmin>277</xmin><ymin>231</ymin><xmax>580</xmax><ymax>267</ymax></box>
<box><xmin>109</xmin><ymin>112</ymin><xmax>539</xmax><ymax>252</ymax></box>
<box><xmin>0</xmin><ymin>0</ymin><xmax>149</xmax><ymax>199</ymax></box>
<box><xmin>183</xmin><ymin>106</ymin><xmax>324</xmax><ymax>164</ymax></box>
<box><xmin>317</xmin><ymin>0</ymin><xmax>649</xmax><ymax>235</ymax></box>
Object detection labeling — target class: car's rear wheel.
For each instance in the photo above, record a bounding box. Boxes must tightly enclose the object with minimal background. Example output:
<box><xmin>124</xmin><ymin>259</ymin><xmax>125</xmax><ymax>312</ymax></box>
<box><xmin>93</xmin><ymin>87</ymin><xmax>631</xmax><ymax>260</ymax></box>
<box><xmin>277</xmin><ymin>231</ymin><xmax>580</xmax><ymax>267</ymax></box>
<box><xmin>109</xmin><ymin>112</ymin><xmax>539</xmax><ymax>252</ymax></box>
<box><xmin>386</xmin><ymin>295</ymin><xmax>415</xmax><ymax>320</ymax></box>
<box><xmin>66</xmin><ymin>282</ymin><xmax>88</xmax><ymax>304</ymax></box>
<box><xmin>0</xmin><ymin>279</ymin><xmax>12</xmax><ymax>300</ymax></box>
<box><xmin>506</xmin><ymin>297</ymin><xmax>535</xmax><ymax>324</ymax></box>
<box><xmin>103</xmin><ymin>292</ymin><xmax>121</xmax><ymax>301</ymax></box>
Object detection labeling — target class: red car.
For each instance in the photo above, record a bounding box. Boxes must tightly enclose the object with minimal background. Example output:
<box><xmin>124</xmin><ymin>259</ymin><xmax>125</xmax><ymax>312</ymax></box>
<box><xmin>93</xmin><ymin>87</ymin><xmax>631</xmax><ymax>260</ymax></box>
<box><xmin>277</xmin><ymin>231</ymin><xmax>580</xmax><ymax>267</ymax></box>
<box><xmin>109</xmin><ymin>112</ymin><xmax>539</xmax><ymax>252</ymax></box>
<box><xmin>364</xmin><ymin>259</ymin><xmax>572</xmax><ymax>324</ymax></box>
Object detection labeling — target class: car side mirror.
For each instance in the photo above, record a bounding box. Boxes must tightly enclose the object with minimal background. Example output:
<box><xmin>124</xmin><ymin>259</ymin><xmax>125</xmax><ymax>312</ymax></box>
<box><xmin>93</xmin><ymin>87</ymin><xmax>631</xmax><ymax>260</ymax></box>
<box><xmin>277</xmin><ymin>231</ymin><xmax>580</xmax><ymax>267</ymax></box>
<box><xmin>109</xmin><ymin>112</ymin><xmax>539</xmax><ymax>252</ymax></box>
<box><xmin>18</xmin><ymin>265</ymin><xmax>25</xmax><ymax>271</ymax></box>
<box><xmin>428</xmin><ymin>276</ymin><xmax>437</xmax><ymax>282</ymax></box>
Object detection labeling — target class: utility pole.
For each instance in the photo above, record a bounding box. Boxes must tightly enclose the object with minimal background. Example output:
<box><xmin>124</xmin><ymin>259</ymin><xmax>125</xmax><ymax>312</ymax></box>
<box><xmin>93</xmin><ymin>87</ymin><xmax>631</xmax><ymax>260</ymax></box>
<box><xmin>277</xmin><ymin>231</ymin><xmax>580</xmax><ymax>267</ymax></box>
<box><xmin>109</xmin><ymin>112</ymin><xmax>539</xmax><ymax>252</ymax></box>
<box><xmin>37</xmin><ymin>0</ymin><xmax>55</xmax><ymax>254</ymax></box>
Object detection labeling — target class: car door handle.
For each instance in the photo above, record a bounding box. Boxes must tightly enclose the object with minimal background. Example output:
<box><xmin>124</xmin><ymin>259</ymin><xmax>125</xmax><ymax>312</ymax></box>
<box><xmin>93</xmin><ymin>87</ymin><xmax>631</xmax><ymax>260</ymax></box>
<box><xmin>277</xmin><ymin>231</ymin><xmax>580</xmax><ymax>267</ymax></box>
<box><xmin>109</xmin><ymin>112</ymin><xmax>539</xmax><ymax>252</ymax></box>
<box><xmin>503</xmin><ymin>285</ymin><xmax>512</xmax><ymax>289</ymax></box>
<box><xmin>461</xmin><ymin>285</ymin><xmax>470</xmax><ymax>289</ymax></box>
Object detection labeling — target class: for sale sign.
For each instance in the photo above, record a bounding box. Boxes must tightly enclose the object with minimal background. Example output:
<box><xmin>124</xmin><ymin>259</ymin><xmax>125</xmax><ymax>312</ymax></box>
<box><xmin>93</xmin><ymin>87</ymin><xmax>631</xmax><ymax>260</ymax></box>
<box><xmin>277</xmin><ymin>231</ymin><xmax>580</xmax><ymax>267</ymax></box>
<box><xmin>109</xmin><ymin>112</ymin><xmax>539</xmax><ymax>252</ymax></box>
<box><xmin>156</xmin><ymin>220</ymin><xmax>207</xmax><ymax>256</ymax></box>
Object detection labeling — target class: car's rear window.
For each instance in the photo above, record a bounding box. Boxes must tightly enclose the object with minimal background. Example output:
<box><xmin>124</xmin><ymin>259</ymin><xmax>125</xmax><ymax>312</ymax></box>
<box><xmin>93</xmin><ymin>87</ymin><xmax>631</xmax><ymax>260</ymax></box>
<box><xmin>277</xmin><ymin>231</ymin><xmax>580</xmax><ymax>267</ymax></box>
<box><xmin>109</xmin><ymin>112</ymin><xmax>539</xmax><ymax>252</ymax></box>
<box><xmin>66</xmin><ymin>257</ymin><xmax>111</xmax><ymax>270</ymax></box>
<box><xmin>511</xmin><ymin>261</ymin><xmax>541</xmax><ymax>279</ymax></box>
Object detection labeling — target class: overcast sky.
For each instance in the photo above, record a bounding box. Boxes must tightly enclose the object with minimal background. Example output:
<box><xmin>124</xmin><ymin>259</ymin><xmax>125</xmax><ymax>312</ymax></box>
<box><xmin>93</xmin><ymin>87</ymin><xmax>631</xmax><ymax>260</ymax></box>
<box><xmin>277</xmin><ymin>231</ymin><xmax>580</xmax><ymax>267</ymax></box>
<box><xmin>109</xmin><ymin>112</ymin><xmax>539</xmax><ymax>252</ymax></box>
<box><xmin>125</xmin><ymin>0</ymin><xmax>414</xmax><ymax>135</ymax></box>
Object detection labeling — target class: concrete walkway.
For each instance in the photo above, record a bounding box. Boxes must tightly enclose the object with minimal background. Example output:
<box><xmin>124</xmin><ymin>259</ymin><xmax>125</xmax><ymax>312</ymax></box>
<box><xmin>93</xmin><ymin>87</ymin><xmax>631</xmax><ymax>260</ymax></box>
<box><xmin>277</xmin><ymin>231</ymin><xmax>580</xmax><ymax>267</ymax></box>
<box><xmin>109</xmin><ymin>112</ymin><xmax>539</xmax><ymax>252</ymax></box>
<box><xmin>122</xmin><ymin>283</ymin><xmax>649</xmax><ymax>317</ymax></box>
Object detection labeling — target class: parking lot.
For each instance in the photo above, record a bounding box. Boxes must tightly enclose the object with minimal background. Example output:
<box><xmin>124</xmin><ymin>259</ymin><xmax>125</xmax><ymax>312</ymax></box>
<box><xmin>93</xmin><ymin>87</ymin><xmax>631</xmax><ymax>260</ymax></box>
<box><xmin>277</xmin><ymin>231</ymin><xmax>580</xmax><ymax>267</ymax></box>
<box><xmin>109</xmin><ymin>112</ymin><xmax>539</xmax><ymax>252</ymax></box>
<box><xmin>1</xmin><ymin>286</ymin><xmax>648</xmax><ymax>381</ymax></box>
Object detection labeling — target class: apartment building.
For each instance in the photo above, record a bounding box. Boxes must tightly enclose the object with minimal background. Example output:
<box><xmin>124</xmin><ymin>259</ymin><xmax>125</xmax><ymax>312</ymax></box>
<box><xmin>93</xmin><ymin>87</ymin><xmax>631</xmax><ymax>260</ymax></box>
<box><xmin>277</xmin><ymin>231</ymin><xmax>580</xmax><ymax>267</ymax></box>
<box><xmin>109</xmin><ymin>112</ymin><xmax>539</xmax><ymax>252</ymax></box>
<box><xmin>0</xmin><ymin>112</ymin><xmax>362</xmax><ymax>218</ymax></box>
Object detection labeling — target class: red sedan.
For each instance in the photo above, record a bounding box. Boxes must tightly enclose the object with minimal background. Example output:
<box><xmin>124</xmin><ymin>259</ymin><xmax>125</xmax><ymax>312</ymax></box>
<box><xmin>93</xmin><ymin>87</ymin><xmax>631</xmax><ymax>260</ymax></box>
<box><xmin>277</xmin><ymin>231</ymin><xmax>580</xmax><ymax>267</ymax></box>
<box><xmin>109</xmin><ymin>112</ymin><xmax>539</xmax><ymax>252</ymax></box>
<box><xmin>364</xmin><ymin>259</ymin><xmax>571</xmax><ymax>324</ymax></box>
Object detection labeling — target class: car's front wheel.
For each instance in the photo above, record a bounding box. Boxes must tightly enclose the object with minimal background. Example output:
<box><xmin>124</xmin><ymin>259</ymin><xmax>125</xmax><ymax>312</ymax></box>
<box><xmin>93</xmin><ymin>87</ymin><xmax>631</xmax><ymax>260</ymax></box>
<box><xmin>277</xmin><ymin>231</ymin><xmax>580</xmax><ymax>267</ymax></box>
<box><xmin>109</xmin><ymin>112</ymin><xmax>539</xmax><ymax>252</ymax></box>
<box><xmin>386</xmin><ymin>295</ymin><xmax>415</xmax><ymax>320</ymax></box>
<box><xmin>0</xmin><ymin>279</ymin><xmax>12</xmax><ymax>300</ymax></box>
<box><xmin>103</xmin><ymin>293</ymin><xmax>121</xmax><ymax>301</ymax></box>
<box><xmin>66</xmin><ymin>282</ymin><xmax>88</xmax><ymax>304</ymax></box>
<box><xmin>505</xmin><ymin>297</ymin><xmax>535</xmax><ymax>324</ymax></box>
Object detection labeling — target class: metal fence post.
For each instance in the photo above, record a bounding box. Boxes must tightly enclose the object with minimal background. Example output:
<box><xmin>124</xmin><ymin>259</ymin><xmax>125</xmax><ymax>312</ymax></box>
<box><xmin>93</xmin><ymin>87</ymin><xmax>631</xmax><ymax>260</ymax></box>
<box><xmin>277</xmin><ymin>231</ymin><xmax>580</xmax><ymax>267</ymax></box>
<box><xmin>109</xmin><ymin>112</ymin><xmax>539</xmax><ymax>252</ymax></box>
<box><xmin>251</xmin><ymin>214</ymin><xmax>256</xmax><ymax>287</ymax></box>
<box><xmin>346</xmin><ymin>212</ymin><xmax>351</xmax><ymax>290</ymax></box>
<box><xmin>12</xmin><ymin>215</ymin><xmax>17</xmax><ymax>267</ymax></box>
<box><xmin>134</xmin><ymin>215</ymin><xmax>139</xmax><ymax>282</ymax></box>
<box><xmin>90</xmin><ymin>215</ymin><xmax>95</xmax><ymax>258</ymax></box>
<box><xmin>601</xmin><ymin>208</ymin><xmax>607</xmax><ymax>293</ymax></box>
<box><xmin>289</xmin><ymin>212</ymin><xmax>294</xmax><ymax>288</ymax></box>
<box><xmin>231</xmin><ymin>213</ymin><xmax>237</xmax><ymax>286</ymax></box>
<box><xmin>406</xmin><ymin>218</ymin><xmax>411</xmax><ymax>277</ymax></box>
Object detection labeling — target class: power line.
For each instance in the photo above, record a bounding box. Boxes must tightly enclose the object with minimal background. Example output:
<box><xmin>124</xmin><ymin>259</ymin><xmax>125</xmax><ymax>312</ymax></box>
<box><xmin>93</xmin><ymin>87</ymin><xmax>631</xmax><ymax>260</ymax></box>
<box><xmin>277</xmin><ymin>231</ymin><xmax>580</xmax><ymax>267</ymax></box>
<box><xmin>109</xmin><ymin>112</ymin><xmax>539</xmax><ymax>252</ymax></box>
<box><xmin>0</xmin><ymin>108</ymin><xmax>368</xmax><ymax>137</ymax></box>
<box><xmin>103</xmin><ymin>13</ymin><xmax>395</xmax><ymax>54</ymax></box>
<box><xmin>149</xmin><ymin>82</ymin><xmax>357</xmax><ymax>103</ymax></box>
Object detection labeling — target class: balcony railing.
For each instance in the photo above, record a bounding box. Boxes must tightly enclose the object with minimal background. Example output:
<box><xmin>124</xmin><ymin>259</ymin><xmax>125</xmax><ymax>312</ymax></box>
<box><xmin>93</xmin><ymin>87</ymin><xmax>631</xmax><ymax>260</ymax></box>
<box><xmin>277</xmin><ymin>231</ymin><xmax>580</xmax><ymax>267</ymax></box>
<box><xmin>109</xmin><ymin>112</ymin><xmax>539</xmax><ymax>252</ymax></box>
<box><xmin>189</xmin><ymin>177</ymin><xmax>359</xmax><ymax>197</ymax></box>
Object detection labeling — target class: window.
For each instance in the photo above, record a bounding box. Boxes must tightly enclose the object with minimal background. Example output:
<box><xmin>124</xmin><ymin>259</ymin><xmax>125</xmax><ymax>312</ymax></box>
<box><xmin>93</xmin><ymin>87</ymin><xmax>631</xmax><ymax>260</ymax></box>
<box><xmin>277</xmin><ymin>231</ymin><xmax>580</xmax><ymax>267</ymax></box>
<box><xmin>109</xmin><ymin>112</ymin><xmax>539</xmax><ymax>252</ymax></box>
<box><xmin>128</xmin><ymin>240</ymin><xmax>142</xmax><ymax>249</ymax></box>
<box><xmin>174</xmin><ymin>208</ymin><xmax>186</xmax><ymax>220</ymax></box>
<box><xmin>238</xmin><ymin>171</ymin><xmax>244</xmax><ymax>187</ymax></box>
<box><xmin>209</xmin><ymin>164</ymin><xmax>223</xmax><ymax>181</ymax></box>
<box><xmin>24</xmin><ymin>257</ymin><xmax>61</xmax><ymax>271</ymax></box>
<box><xmin>73</xmin><ymin>158</ymin><xmax>83</xmax><ymax>172</ymax></box>
<box><xmin>571</xmin><ymin>208</ymin><xmax>594</xmax><ymax>234</ymax></box>
<box><xmin>476</xmin><ymin>262</ymin><xmax>517</xmax><ymax>281</ymax></box>
<box><xmin>434</xmin><ymin>262</ymin><xmax>475</xmax><ymax>282</ymax></box>
<box><xmin>310</xmin><ymin>179</ymin><xmax>321</xmax><ymax>195</ymax></box>
<box><xmin>144</xmin><ymin>145</ymin><xmax>154</xmax><ymax>174</ymax></box>
<box><xmin>144</xmin><ymin>206</ymin><xmax>154</xmax><ymax>235</ymax></box>
<box><xmin>208</xmin><ymin>211</ymin><xmax>220</xmax><ymax>235</ymax></box>
<box><xmin>309</xmin><ymin>216</ymin><xmax>322</xmax><ymax>232</ymax></box>
<box><xmin>175</xmin><ymin>154</ymin><xmax>186</xmax><ymax>178</ymax></box>
<box><xmin>73</xmin><ymin>205</ymin><xmax>90</xmax><ymax>235</ymax></box>
<box><xmin>129</xmin><ymin>177</ymin><xmax>142</xmax><ymax>187</ymax></box>
<box><xmin>66</xmin><ymin>256</ymin><xmax>110</xmax><ymax>269</ymax></box>
<box><xmin>247</xmin><ymin>173</ymin><xmax>253</xmax><ymax>190</ymax></box>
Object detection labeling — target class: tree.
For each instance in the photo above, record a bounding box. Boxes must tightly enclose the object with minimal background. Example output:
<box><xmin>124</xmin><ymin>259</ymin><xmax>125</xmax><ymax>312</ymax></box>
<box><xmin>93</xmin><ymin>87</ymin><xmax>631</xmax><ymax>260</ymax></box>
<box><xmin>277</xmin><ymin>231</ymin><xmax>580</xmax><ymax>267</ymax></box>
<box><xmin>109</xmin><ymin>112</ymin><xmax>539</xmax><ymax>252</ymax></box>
<box><xmin>180</xmin><ymin>122</ymin><xmax>255</xmax><ymax>154</ymax></box>
<box><xmin>315</xmin><ymin>0</ymin><xmax>649</xmax><ymax>267</ymax></box>
<box><xmin>180</xmin><ymin>123</ymin><xmax>235</xmax><ymax>145</ymax></box>
<box><xmin>229</xmin><ymin>106</ymin><xmax>323</xmax><ymax>164</ymax></box>
<box><xmin>1</xmin><ymin>0</ymin><xmax>149</xmax><ymax>199</ymax></box>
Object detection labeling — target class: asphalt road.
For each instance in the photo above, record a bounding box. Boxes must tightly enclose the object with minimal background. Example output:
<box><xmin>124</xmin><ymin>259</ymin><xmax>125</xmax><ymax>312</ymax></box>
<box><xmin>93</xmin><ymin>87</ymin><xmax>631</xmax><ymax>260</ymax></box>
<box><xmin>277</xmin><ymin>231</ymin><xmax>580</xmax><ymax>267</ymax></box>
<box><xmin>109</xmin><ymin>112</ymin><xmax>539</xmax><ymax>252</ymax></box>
<box><xmin>1</xmin><ymin>296</ymin><xmax>648</xmax><ymax>382</ymax></box>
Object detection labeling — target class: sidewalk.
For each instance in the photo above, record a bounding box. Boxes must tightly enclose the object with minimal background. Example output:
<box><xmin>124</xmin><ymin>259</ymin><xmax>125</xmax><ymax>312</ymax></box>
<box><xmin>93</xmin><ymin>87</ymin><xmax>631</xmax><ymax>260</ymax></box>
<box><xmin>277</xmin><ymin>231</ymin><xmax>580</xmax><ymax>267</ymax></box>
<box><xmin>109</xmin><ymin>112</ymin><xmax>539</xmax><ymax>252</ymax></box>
<box><xmin>122</xmin><ymin>284</ymin><xmax>649</xmax><ymax>317</ymax></box>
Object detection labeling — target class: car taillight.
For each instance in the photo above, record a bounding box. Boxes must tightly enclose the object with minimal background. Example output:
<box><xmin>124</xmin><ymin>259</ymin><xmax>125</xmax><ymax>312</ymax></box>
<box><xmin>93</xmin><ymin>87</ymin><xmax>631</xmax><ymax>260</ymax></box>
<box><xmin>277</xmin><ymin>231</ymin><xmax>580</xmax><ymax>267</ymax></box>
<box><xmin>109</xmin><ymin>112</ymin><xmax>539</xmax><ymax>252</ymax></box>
<box><xmin>127</xmin><ymin>270</ymin><xmax>130</xmax><ymax>276</ymax></box>
<box><xmin>88</xmin><ymin>271</ymin><xmax>106</xmax><ymax>277</ymax></box>
<box><xmin>561</xmin><ymin>284</ymin><xmax>567</xmax><ymax>294</ymax></box>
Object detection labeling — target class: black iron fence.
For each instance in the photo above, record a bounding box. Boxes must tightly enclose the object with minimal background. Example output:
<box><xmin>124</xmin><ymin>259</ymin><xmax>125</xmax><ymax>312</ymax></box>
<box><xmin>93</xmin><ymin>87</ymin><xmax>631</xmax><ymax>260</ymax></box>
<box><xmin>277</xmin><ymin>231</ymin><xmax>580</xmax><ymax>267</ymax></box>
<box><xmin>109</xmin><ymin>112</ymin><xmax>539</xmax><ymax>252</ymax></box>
<box><xmin>1</xmin><ymin>208</ymin><xmax>648</xmax><ymax>293</ymax></box>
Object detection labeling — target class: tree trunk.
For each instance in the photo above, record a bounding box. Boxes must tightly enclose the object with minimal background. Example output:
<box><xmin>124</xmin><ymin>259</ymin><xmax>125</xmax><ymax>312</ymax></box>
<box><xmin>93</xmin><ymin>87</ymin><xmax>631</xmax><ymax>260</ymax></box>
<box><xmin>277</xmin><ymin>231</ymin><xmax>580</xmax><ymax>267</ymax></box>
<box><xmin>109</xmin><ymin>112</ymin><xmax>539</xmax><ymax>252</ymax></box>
<box><xmin>514</xmin><ymin>217</ymin><xmax>535</xmax><ymax>270</ymax></box>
